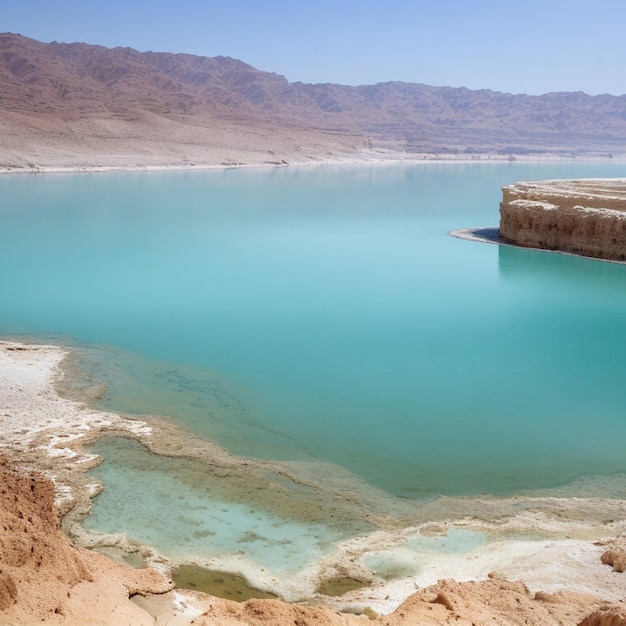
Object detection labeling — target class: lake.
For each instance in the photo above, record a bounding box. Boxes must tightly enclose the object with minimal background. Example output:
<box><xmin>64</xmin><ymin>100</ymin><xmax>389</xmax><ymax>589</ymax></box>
<box><xmin>2</xmin><ymin>161</ymin><xmax>626</xmax><ymax>582</ymax></box>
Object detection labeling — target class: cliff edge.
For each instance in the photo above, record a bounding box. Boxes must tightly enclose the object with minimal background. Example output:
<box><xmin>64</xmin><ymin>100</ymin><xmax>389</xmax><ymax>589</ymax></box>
<box><xmin>499</xmin><ymin>179</ymin><xmax>626</xmax><ymax>261</ymax></box>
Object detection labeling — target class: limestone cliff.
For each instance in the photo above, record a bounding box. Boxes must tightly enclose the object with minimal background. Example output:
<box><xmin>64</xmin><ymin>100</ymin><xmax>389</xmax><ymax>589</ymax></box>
<box><xmin>499</xmin><ymin>179</ymin><xmax>626</xmax><ymax>261</ymax></box>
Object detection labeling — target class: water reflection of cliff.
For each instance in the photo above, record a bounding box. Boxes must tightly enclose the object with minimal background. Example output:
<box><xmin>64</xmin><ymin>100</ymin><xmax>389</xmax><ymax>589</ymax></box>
<box><xmin>497</xmin><ymin>242</ymin><xmax>626</xmax><ymax>291</ymax></box>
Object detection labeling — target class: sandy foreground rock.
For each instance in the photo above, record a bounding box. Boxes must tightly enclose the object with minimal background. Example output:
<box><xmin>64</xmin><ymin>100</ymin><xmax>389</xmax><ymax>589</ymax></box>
<box><xmin>0</xmin><ymin>340</ymin><xmax>625</xmax><ymax>625</ymax></box>
<box><xmin>0</xmin><ymin>457</ymin><xmax>173</xmax><ymax>625</ymax></box>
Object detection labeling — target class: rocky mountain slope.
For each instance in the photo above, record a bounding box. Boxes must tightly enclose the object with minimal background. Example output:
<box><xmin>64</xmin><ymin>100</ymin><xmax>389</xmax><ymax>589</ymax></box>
<box><xmin>1</xmin><ymin>32</ymin><xmax>626</xmax><ymax>167</ymax></box>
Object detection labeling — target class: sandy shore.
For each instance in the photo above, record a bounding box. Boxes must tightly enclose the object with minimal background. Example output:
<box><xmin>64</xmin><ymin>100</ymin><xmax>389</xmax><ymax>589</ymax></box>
<box><xmin>1</xmin><ymin>339</ymin><xmax>625</xmax><ymax>624</ymax></box>
<box><xmin>1</xmin><ymin>151</ymin><xmax>624</xmax><ymax>177</ymax></box>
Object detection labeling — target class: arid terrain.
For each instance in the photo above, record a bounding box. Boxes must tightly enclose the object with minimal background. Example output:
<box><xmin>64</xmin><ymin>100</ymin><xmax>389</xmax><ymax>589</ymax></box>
<box><xmin>2</xmin><ymin>454</ymin><xmax>625</xmax><ymax>625</ymax></box>
<box><xmin>1</xmin><ymin>337</ymin><xmax>625</xmax><ymax>625</ymax></box>
<box><xmin>2</xmin><ymin>32</ymin><xmax>626</xmax><ymax>170</ymax></box>
<box><xmin>2</xmin><ymin>32</ymin><xmax>626</xmax><ymax>625</ymax></box>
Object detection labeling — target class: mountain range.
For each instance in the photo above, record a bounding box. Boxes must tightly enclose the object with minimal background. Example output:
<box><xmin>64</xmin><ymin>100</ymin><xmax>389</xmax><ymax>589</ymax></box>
<box><xmin>2</xmin><ymin>32</ymin><xmax>625</xmax><ymax>168</ymax></box>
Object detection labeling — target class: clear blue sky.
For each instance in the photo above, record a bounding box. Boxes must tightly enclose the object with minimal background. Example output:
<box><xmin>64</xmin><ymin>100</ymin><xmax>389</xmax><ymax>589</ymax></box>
<box><xmin>4</xmin><ymin>0</ymin><xmax>626</xmax><ymax>96</ymax></box>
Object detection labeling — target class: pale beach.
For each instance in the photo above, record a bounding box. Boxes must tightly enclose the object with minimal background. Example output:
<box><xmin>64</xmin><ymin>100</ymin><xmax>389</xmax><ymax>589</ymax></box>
<box><xmin>1</xmin><ymin>338</ymin><xmax>625</xmax><ymax>624</ymax></box>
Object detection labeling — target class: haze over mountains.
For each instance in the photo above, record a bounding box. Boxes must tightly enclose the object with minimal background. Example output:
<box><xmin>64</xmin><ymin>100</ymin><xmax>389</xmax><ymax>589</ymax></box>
<box><xmin>2</xmin><ymin>32</ymin><xmax>626</xmax><ymax>169</ymax></box>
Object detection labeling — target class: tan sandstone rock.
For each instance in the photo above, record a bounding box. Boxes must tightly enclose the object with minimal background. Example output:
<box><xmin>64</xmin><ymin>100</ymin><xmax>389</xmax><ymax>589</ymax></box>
<box><xmin>579</xmin><ymin>606</ymin><xmax>626</xmax><ymax>626</ymax></box>
<box><xmin>601</xmin><ymin>542</ymin><xmax>626</xmax><ymax>573</ymax></box>
<box><xmin>499</xmin><ymin>179</ymin><xmax>626</xmax><ymax>261</ymax></box>
<box><xmin>0</xmin><ymin>456</ymin><xmax>173</xmax><ymax>625</ymax></box>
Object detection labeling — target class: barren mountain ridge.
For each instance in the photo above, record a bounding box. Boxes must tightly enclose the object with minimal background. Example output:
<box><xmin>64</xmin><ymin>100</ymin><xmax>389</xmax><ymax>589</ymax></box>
<box><xmin>1</xmin><ymin>32</ymin><xmax>626</xmax><ymax>167</ymax></box>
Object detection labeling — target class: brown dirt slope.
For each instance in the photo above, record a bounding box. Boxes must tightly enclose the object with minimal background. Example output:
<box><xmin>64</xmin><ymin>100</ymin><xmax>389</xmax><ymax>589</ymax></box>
<box><xmin>0</xmin><ymin>456</ymin><xmax>172</xmax><ymax>625</ymax></box>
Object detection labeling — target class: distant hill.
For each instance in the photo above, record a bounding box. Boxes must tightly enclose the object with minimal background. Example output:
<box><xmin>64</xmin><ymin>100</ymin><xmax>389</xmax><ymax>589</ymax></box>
<box><xmin>1</xmin><ymin>32</ymin><xmax>625</xmax><ymax>168</ymax></box>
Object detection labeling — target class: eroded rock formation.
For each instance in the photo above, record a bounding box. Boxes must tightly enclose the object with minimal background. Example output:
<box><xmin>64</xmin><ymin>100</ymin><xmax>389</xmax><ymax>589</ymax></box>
<box><xmin>0</xmin><ymin>456</ymin><xmax>173</xmax><ymax>625</ymax></box>
<box><xmin>499</xmin><ymin>179</ymin><xmax>626</xmax><ymax>261</ymax></box>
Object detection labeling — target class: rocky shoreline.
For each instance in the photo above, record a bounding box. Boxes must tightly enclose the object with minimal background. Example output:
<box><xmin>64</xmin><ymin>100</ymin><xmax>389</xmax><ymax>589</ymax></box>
<box><xmin>1</xmin><ymin>339</ymin><xmax>626</xmax><ymax>624</ymax></box>
<box><xmin>2</xmin><ymin>455</ymin><xmax>625</xmax><ymax>625</ymax></box>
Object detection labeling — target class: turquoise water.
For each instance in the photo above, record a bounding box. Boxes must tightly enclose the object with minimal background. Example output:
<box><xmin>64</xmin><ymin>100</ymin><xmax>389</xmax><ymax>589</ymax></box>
<box><xmin>83</xmin><ymin>436</ymin><xmax>348</xmax><ymax>574</ymax></box>
<box><xmin>2</xmin><ymin>162</ymin><xmax>626</xmax><ymax>498</ymax></box>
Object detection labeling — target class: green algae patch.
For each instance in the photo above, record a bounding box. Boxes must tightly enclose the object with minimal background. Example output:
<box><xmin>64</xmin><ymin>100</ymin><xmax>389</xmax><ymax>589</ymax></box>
<box><xmin>172</xmin><ymin>565</ymin><xmax>278</xmax><ymax>602</ymax></box>
<box><xmin>316</xmin><ymin>576</ymin><xmax>369</xmax><ymax>597</ymax></box>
